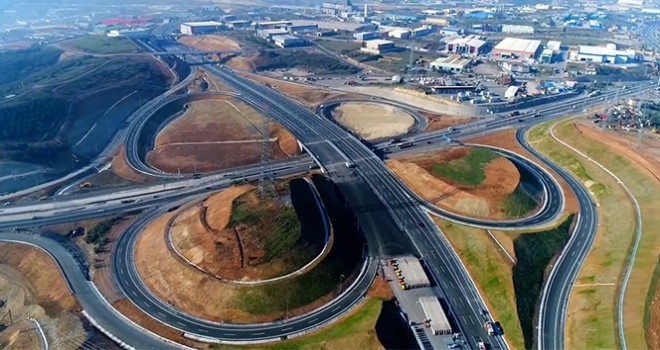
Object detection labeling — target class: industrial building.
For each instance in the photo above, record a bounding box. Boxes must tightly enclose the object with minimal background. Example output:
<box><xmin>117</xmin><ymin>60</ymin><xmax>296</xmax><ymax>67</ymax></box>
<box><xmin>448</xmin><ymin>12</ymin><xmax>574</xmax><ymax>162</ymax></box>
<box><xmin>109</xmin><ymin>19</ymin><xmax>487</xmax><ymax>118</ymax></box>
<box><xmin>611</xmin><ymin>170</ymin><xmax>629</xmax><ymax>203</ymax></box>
<box><xmin>272</xmin><ymin>34</ymin><xmax>306</xmax><ymax>48</ymax></box>
<box><xmin>106</xmin><ymin>29</ymin><xmax>149</xmax><ymax>38</ymax></box>
<box><xmin>254</xmin><ymin>21</ymin><xmax>292</xmax><ymax>30</ymax></box>
<box><xmin>430</xmin><ymin>56</ymin><xmax>472</xmax><ymax>73</ymax></box>
<box><xmin>573</xmin><ymin>43</ymin><xmax>636</xmax><ymax>63</ymax></box>
<box><xmin>227</xmin><ymin>20</ymin><xmax>251</xmax><ymax>29</ymax></box>
<box><xmin>492</xmin><ymin>37</ymin><xmax>542</xmax><ymax>60</ymax></box>
<box><xmin>423</xmin><ymin>16</ymin><xmax>450</xmax><ymax>26</ymax></box>
<box><xmin>412</xmin><ymin>26</ymin><xmax>433</xmax><ymax>37</ymax></box>
<box><xmin>501</xmin><ymin>24</ymin><xmax>535</xmax><ymax>34</ymax></box>
<box><xmin>353</xmin><ymin>31</ymin><xmax>379</xmax><ymax>42</ymax></box>
<box><xmin>389</xmin><ymin>28</ymin><xmax>411</xmax><ymax>39</ymax></box>
<box><xmin>354</xmin><ymin>23</ymin><xmax>378</xmax><ymax>33</ymax></box>
<box><xmin>419</xmin><ymin>297</ymin><xmax>452</xmax><ymax>335</ymax></box>
<box><xmin>321</xmin><ymin>0</ymin><xmax>356</xmax><ymax>15</ymax></box>
<box><xmin>258</xmin><ymin>28</ymin><xmax>288</xmax><ymax>40</ymax></box>
<box><xmin>439</xmin><ymin>28</ymin><xmax>463</xmax><ymax>37</ymax></box>
<box><xmin>395</xmin><ymin>257</ymin><xmax>430</xmax><ymax>289</ymax></box>
<box><xmin>445</xmin><ymin>35</ymin><xmax>487</xmax><ymax>56</ymax></box>
<box><xmin>286</xmin><ymin>24</ymin><xmax>318</xmax><ymax>34</ymax></box>
<box><xmin>180</xmin><ymin>21</ymin><xmax>224</xmax><ymax>35</ymax></box>
<box><xmin>361</xmin><ymin>39</ymin><xmax>396</xmax><ymax>54</ymax></box>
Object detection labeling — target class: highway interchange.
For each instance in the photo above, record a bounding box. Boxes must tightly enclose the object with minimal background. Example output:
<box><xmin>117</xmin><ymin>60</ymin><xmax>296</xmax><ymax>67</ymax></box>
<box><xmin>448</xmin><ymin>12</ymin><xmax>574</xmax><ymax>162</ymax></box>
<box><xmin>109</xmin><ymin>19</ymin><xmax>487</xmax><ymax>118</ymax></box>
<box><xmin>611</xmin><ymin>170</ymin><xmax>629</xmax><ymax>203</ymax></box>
<box><xmin>0</xmin><ymin>26</ymin><xmax>659</xmax><ymax>350</ymax></box>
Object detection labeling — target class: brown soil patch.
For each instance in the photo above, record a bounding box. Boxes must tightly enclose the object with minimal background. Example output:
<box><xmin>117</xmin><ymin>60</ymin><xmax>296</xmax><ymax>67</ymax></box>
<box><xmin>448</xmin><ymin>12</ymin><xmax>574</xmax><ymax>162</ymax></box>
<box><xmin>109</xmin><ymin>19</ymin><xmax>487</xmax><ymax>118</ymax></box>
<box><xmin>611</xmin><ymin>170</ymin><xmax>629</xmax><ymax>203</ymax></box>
<box><xmin>111</xmin><ymin>145</ymin><xmax>152</xmax><ymax>183</ymax></box>
<box><xmin>0</xmin><ymin>243</ymin><xmax>85</xmax><ymax>349</ymax></box>
<box><xmin>466</xmin><ymin>129</ymin><xmax>580</xmax><ymax>214</ymax></box>
<box><xmin>146</xmin><ymin>98</ymin><xmax>300</xmax><ymax>173</ymax></box>
<box><xmin>136</xmin><ymin>211</ymin><xmax>250</xmax><ymax>322</ymax></box>
<box><xmin>241</xmin><ymin>72</ymin><xmax>364</xmax><ymax>107</ymax></box>
<box><xmin>387</xmin><ymin>148</ymin><xmax>521</xmax><ymax>219</ymax></box>
<box><xmin>178</xmin><ymin>35</ymin><xmax>241</xmax><ymax>51</ymax></box>
<box><xmin>135</xmin><ymin>207</ymin><xmax>337</xmax><ymax>323</ymax></box>
<box><xmin>171</xmin><ymin>185</ymin><xmax>317</xmax><ymax>281</ymax></box>
<box><xmin>421</xmin><ymin>111</ymin><xmax>471</xmax><ymax>131</ymax></box>
<box><xmin>332</xmin><ymin>103</ymin><xmax>415</xmax><ymax>141</ymax></box>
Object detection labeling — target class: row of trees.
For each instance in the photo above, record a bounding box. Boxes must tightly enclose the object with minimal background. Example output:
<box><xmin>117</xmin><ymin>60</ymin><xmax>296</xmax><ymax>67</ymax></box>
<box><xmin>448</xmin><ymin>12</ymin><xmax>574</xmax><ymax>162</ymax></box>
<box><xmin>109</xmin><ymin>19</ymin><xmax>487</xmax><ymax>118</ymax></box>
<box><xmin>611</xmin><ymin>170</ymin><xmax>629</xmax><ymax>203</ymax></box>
<box><xmin>254</xmin><ymin>50</ymin><xmax>359</xmax><ymax>75</ymax></box>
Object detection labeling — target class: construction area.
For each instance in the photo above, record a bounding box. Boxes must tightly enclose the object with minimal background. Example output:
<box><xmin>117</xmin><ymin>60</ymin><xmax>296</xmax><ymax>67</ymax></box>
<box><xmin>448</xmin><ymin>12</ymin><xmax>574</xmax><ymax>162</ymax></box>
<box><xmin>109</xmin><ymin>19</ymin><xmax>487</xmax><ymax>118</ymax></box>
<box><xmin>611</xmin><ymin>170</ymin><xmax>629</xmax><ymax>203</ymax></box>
<box><xmin>419</xmin><ymin>296</ymin><xmax>453</xmax><ymax>335</ymax></box>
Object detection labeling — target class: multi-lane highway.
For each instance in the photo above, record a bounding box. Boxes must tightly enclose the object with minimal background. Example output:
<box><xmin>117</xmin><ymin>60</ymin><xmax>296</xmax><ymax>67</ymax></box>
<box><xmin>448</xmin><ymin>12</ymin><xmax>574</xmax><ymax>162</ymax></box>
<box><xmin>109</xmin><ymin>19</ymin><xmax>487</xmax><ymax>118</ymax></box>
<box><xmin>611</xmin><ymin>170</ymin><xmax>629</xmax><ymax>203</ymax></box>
<box><xmin>0</xmin><ymin>28</ymin><xmax>657</xmax><ymax>350</ymax></box>
<box><xmin>207</xmin><ymin>65</ymin><xmax>510</xmax><ymax>349</ymax></box>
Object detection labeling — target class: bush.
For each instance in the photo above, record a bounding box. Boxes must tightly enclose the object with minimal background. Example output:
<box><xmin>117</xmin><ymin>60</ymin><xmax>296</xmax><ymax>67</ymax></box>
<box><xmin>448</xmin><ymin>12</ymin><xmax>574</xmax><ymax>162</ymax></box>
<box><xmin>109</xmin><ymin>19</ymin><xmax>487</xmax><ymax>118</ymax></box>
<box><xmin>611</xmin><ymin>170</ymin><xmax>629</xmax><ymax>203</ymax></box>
<box><xmin>86</xmin><ymin>217</ymin><xmax>122</xmax><ymax>245</ymax></box>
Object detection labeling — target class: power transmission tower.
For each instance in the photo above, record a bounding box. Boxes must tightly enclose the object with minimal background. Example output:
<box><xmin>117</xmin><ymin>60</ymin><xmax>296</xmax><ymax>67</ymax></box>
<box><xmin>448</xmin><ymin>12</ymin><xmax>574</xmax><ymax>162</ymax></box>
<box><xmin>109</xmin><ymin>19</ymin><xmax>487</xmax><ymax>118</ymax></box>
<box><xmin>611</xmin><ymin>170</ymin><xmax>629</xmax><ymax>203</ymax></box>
<box><xmin>258</xmin><ymin>117</ymin><xmax>277</xmax><ymax>198</ymax></box>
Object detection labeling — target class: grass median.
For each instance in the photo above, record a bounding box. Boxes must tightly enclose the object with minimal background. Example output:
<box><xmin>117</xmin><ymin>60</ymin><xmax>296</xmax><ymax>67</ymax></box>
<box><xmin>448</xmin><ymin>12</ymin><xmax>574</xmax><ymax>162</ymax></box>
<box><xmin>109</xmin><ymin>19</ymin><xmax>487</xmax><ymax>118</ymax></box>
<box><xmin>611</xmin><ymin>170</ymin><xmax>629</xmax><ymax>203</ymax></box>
<box><xmin>528</xmin><ymin>118</ymin><xmax>654</xmax><ymax>349</ymax></box>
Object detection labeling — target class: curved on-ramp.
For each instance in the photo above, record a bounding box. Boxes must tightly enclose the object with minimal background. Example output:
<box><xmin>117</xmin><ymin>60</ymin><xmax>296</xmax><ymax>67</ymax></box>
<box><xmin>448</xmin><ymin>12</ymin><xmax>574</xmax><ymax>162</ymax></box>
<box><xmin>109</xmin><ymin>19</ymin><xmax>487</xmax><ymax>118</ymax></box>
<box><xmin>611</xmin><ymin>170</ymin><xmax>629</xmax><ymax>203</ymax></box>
<box><xmin>514</xmin><ymin>126</ymin><xmax>599</xmax><ymax>350</ymax></box>
<box><xmin>112</xmin><ymin>199</ymin><xmax>377</xmax><ymax>346</ymax></box>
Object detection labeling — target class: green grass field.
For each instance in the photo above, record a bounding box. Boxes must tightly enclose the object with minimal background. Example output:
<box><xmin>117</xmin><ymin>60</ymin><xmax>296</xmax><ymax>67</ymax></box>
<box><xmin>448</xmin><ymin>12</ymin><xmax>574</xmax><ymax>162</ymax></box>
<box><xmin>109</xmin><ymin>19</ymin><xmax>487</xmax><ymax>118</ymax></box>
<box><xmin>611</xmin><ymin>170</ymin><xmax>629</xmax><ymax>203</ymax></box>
<box><xmin>212</xmin><ymin>297</ymin><xmax>385</xmax><ymax>350</ymax></box>
<box><xmin>544</xmin><ymin>119</ymin><xmax>660</xmax><ymax>350</ymax></box>
<box><xmin>69</xmin><ymin>35</ymin><xmax>138</xmax><ymax>54</ymax></box>
<box><xmin>431</xmin><ymin>147</ymin><xmax>499</xmax><ymax>186</ymax></box>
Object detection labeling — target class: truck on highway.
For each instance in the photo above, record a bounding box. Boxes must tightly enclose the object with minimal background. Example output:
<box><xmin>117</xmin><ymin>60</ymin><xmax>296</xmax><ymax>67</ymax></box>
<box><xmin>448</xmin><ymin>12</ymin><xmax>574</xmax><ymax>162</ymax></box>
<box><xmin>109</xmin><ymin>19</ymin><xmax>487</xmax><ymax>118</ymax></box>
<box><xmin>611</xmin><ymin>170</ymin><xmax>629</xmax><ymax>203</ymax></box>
<box><xmin>345</xmin><ymin>161</ymin><xmax>355</xmax><ymax>168</ymax></box>
<box><xmin>398</xmin><ymin>141</ymin><xmax>413</xmax><ymax>149</ymax></box>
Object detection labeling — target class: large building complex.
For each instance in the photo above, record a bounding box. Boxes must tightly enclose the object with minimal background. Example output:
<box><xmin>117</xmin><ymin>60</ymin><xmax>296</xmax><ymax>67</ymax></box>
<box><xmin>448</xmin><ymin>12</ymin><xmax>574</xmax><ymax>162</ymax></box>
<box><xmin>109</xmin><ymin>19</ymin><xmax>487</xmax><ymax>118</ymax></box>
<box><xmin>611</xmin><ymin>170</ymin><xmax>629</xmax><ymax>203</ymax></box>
<box><xmin>321</xmin><ymin>0</ymin><xmax>356</xmax><ymax>15</ymax></box>
<box><xmin>492</xmin><ymin>37</ymin><xmax>542</xmax><ymax>60</ymax></box>
<box><xmin>573</xmin><ymin>43</ymin><xmax>636</xmax><ymax>63</ymax></box>
<box><xmin>445</xmin><ymin>35</ymin><xmax>487</xmax><ymax>56</ymax></box>
<box><xmin>180</xmin><ymin>21</ymin><xmax>223</xmax><ymax>35</ymax></box>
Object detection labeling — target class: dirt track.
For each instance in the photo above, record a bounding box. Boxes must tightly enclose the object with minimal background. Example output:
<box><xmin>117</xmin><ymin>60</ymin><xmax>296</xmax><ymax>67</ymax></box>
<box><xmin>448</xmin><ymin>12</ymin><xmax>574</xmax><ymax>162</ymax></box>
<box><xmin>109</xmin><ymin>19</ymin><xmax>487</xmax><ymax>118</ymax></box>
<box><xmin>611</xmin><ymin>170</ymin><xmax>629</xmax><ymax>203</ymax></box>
<box><xmin>332</xmin><ymin>103</ymin><xmax>415</xmax><ymax>141</ymax></box>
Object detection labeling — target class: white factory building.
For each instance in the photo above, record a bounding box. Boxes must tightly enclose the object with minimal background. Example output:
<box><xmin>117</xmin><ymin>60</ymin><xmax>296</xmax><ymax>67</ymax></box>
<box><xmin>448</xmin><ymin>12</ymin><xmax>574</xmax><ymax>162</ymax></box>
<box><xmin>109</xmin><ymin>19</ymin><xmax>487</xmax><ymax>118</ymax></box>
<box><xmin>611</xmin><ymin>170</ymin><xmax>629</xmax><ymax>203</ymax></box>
<box><xmin>258</xmin><ymin>28</ymin><xmax>288</xmax><ymax>39</ymax></box>
<box><xmin>272</xmin><ymin>34</ymin><xmax>306</xmax><ymax>48</ymax></box>
<box><xmin>501</xmin><ymin>24</ymin><xmax>535</xmax><ymax>34</ymax></box>
<box><xmin>360</xmin><ymin>39</ymin><xmax>396</xmax><ymax>54</ymax></box>
<box><xmin>572</xmin><ymin>43</ymin><xmax>636</xmax><ymax>63</ymax></box>
<box><xmin>445</xmin><ymin>35</ymin><xmax>487</xmax><ymax>56</ymax></box>
<box><xmin>180</xmin><ymin>21</ymin><xmax>224</xmax><ymax>35</ymax></box>
<box><xmin>388</xmin><ymin>28</ymin><xmax>411</xmax><ymax>39</ymax></box>
<box><xmin>492</xmin><ymin>37</ymin><xmax>542</xmax><ymax>60</ymax></box>
<box><xmin>107</xmin><ymin>29</ymin><xmax>149</xmax><ymax>38</ymax></box>
<box><xmin>430</xmin><ymin>56</ymin><xmax>472</xmax><ymax>73</ymax></box>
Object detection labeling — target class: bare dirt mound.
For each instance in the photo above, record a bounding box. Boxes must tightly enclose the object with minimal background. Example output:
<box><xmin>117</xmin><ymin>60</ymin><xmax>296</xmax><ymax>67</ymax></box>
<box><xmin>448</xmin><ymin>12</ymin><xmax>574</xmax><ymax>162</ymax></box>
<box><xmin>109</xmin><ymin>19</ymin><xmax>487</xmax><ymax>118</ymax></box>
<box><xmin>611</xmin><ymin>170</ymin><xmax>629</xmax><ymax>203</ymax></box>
<box><xmin>332</xmin><ymin>103</ymin><xmax>415</xmax><ymax>141</ymax></box>
<box><xmin>0</xmin><ymin>244</ymin><xmax>85</xmax><ymax>349</ymax></box>
<box><xmin>178</xmin><ymin>35</ymin><xmax>241</xmax><ymax>51</ymax></box>
<box><xmin>170</xmin><ymin>183</ymin><xmax>321</xmax><ymax>281</ymax></box>
<box><xmin>146</xmin><ymin>98</ymin><xmax>300</xmax><ymax>173</ymax></box>
<box><xmin>388</xmin><ymin>147</ymin><xmax>525</xmax><ymax>219</ymax></box>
